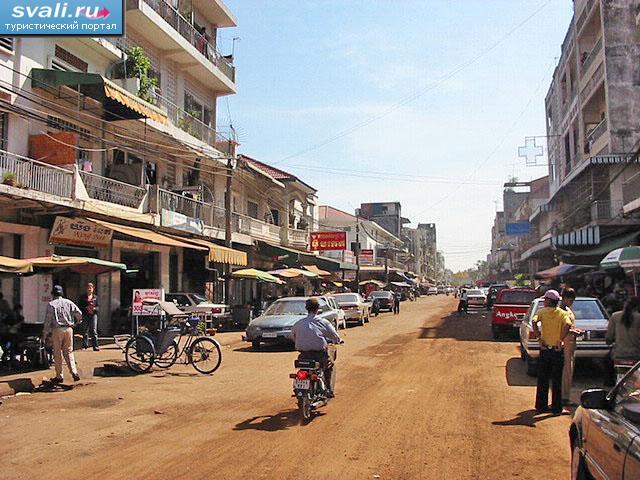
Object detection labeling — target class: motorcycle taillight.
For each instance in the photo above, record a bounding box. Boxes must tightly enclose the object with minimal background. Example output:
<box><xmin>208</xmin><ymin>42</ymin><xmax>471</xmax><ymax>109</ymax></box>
<box><xmin>296</xmin><ymin>370</ymin><xmax>309</xmax><ymax>380</ymax></box>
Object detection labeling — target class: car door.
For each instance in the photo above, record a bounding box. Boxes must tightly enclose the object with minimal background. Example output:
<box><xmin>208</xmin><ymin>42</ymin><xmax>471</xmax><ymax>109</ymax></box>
<box><xmin>585</xmin><ymin>367</ymin><xmax>640</xmax><ymax>480</ymax></box>
<box><xmin>625</xmin><ymin>436</ymin><xmax>640</xmax><ymax>480</ymax></box>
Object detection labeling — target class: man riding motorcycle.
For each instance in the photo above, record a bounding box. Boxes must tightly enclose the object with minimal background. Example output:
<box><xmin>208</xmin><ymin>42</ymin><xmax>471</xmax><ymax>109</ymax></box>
<box><xmin>291</xmin><ymin>297</ymin><xmax>343</xmax><ymax>397</ymax></box>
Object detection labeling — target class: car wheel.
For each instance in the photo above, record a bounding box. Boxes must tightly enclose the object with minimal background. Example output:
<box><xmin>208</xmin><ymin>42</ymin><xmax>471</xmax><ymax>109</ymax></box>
<box><xmin>526</xmin><ymin>355</ymin><xmax>537</xmax><ymax>377</ymax></box>
<box><xmin>571</xmin><ymin>444</ymin><xmax>589</xmax><ymax>480</ymax></box>
<box><xmin>251</xmin><ymin>340</ymin><xmax>261</xmax><ymax>351</ymax></box>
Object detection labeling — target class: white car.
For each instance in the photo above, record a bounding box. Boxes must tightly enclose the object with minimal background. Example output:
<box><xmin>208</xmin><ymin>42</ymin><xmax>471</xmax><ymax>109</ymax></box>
<box><xmin>165</xmin><ymin>292</ymin><xmax>231</xmax><ymax>327</ymax></box>
<box><xmin>465</xmin><ymin>289</ymin><xmax>486</xmax><ymax>308</ymax></box>
<box><xmin>322</xmin><ymin>295</ymin><xmax>347</xmax><ymax>330</ymax></box>
<box><xmin>332</xmin><ymin>293</ymin><xmax>370</xmax><ymax>326</ymax></box>
<box><xmin>427</xmin><ymin>287</ymin><xmax>438</xmax><ymax>296</ymax></box>
<box><xmin>519</xmin><ymin>297</ymin><xmax>610</xmax><ymax>376</ymax></box>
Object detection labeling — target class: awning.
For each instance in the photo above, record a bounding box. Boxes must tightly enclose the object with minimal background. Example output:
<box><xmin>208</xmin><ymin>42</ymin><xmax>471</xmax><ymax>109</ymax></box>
<box><xmin>231</xmin><ymin>268</ymin><xmax>284</xmax><ymax>284</ymax></box>
<box><xmin>534</xmin><ymin>264</ymin><xmax>595</xmax><ymax>280</ymax></box>
<box><xmin>390</xmin><ymin>281</ymin><xmax>412</xmax><ymax>288</ymax></box>
<box><xmin>31</xmin><ymin>69</ymin><xmax>168</xmax><ymax>125</ymax></box>
<box><xmin>269</xmin><ymin>268</ymin><xmax>318</xmax><ymax>278</ymax></box>
<box><xmin>258</xmin><ymin>242</ymin><xmax>316</xmax><ymax>264</ymax></box>
<box><xmin>302</xmin><ymin>265</ymin><xmax>331</xmax><ymax>276</ymax></box>
<box><xmin>563</xmin><ymin>230</ymin><xmax>640</xmax><ymax>257</ymax></box>
<box><xmin>86</xmin><ymin>218</ymin><xmax>207</xmax><ymax>251</ymax></box>
<box><xmin>359</xmin><ymin>279</ymin><xmax>386</xmax><ymax>288</ymax></box>
<box><xmin>166</xmin><ymin>235</ymin><xmax>247</xmax><ymax>266</ymax></box>
<box><xmin>0</xmin><ymin>256</ymin><xmax>32</xmax><ymax>274</ymax></box>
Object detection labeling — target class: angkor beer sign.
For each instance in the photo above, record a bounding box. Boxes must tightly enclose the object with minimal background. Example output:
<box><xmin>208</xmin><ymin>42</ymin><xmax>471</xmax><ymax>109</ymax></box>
<box><xmin>310</xmin><ymin>231</ymin><xmax>346</xmax><ymax>251</ymax></box>
<box><xmin>49</xmin><ymin>216</ymin><xmax>112</xmax><ymax>248</ymax></box>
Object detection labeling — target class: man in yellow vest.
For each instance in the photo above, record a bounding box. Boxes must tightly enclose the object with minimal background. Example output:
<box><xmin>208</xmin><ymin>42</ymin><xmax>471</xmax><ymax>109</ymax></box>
<box><xmin>532</xmin><ymin>289</ymin><xmax>572</xmax><ymax>414</ymax></box>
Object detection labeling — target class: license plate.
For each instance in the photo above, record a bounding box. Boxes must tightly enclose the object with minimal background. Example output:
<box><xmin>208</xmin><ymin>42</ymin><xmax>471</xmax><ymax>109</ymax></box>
<box><xmin>293</xmin><ymin>379</ymin><xmax>310</xmax><ymax>389</ymax></box>
<box><xmin>262</xmin><ymin>332</ymin><xmax>278</xmax><ymax>338</ymax></box>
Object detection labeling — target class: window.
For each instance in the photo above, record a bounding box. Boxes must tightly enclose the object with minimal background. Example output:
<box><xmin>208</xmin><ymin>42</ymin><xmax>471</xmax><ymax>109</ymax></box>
<box><xmin>0</xmin><ymin>38</ymin><xmax>14</xmax><ymax>54</ymax></box>
<box><xmin>0</xmin><ymin>112</ymin><xmax>7</xmax><ymax>152</ymax></box>
<box><xmin>267</xmin><ymin>209</ymin><xmax>280</xmax><ymax>226</ymax></box>
<box><xmin>52</xmin><ymin>45</ymin><xmax>88</xmax><ymax>72</ymax></box>
<box><xmin>247</xmin><ymin>200</ymin><xmax>259</xmax><ymax>219</ymax></box>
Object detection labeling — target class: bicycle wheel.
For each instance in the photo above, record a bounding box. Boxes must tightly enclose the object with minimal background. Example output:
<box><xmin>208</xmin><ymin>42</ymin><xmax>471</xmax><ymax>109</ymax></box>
<box><xmin>188</xmin><ymin>337</ymin><xmax>222</xmax><ymax>374</ymax></box>
<box><xmin>155</xmin><ymin>340</ymin><xmax>179</xmax><ymax>368</ymax></box>
<box><xmin>125</xmin><ymin>335</ymin><xmax>155</xmax><ymax>373</ymax></box>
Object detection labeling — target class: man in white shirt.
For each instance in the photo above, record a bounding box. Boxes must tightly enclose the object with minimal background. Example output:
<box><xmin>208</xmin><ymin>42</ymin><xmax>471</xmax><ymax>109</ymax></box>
<box><xmin>44</xmin><ymin>285</ymin><xmax>82</xmax><ymax>383</ymax></box>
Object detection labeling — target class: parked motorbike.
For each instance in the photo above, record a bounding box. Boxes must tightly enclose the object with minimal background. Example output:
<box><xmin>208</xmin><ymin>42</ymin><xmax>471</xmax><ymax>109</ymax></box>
<box><xmin>614</xmin><ymin>358</ymin><xmax>638</xmax><ymax>384</ymax></box>
<box><xmin>290</xmin><ymin>343</ymin><xmax>341</xmax><ymax>422</ymax></box>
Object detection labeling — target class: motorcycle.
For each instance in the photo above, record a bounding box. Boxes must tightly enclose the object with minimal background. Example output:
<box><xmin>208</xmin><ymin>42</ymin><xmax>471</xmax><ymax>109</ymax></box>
<box><xmin>614</xmin><ymin>358</ymin><xmax>638</xmax><ymax>384</ymax></box>
<box><xmin>290</xmin><ymin>343</ymin><xmax>341</xmax><ymax>422</ymax></box>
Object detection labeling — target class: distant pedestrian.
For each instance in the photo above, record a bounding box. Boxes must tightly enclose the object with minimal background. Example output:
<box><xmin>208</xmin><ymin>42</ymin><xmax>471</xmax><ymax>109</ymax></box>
<box><xmin>78</xmin><ymin>282</ymin><xmax>99</xmax><ymax>351</ymax></box>
<box><xmin>457</xmin><ymin>289</ymin><xmax>468</xmax><ymax>315</ymax></box>
<box><xmin>532</xmin><ymin>289</ymin><xmax>572</xmax><ymax>415</ymax></box>
<box><xmin>44</xmin><ymin>285</ymin><xmax>82</xmax><ymax>383</ymax></box>
<box><xmin>561</xmin><ymin>288</ymin><xmax>581</xmax><ymax>406</ymax></box>
<box><xmin>393</xmin><ymin>293</ymin><xmax>401</xmax><ymax>315</ymax></box>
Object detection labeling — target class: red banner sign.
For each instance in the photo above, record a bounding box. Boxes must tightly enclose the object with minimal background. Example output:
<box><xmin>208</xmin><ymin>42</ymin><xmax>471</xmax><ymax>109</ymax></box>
<box><xmin>310</xmin><ymin>231</ymin><xmax>347</xmax><ymax>251</ymax></box>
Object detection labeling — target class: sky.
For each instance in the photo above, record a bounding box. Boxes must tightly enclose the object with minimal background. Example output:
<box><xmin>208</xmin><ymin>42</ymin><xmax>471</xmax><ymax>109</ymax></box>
<box><xmin>217</xmin><ymin>0</ymin><xmax>574</xmax><ymax>272</ymax></box>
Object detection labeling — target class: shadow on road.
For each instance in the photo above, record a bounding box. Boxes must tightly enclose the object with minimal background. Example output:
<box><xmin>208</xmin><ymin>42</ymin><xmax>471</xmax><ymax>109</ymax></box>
<box><xmin>419</xmin><ymin>310</ymin><xmax>496</xmax><ymax>342</ymax></box>
<box><xmin>492</xmin><ymin>409</ymin><xmax>569</xmax><ymax>428</ymax></box>
<box><xmin>505</xmin><ymin>357</ymin><xmax>536</xmax><ymax>387</ymax></box>
<box><xmin>234</xmin><ymin>344</ymin><xmax>294</xmax><ymax>354</ymax></box>
<box><xmin>0</xmin><ymin>377</ymin><xmax>36</xmax><ymax>393</ymax></box>
<box><xmin>233</xmin><ymin>409</ymin><xmax>303</xmax><ymax>432</ymax></box>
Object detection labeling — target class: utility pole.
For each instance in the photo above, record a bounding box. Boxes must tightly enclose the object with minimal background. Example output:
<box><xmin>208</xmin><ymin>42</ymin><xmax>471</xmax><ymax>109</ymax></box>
<box><xmin>224</xmin><ymin>135</ymin><xmax>235</xmax><ymax>304</ymax></box>
<box><xmin>384</xmin><ymin>244</ymin><xmax>389</xmax><ymax>285</ymax></box>
<box><xmin>355</xmin><ymin>221</ymin><xmax>360</xmax><ymax>292</ymax></box>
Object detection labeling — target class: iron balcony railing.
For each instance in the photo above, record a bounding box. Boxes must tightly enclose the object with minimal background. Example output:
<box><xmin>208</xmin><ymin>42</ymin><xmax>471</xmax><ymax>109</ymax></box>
<box><xmin>0</xmin><ymin>150</ymin><xmax>73</xmax><ymax>198</ymax></box>
<box><xmin>591</xmin><ymin>199</ymin><xmax>624</xmax><ymax>221</ymax></box>
<box><xmin>623</xmin><ymin>171</ymin><xmax>640</xmax><ymax>207</ymax></box>
<box><xmin>131</xmin><ymin>0</ymin><xmax>235</xmax><ymax>83</ymax></box>
<box><xmin>80</xmin><ymin>171</ymin><xmax>147</xmax><ymax>209</ymax></box>
<box><xmin>581</xmin><ymin>36</ymin><xmax>603</xmax><ymax>74</ymax></box>
<box><xmin>586</xmin><ymin>117</ymin><xmax>608</xmax><ymax>150</ymax></box>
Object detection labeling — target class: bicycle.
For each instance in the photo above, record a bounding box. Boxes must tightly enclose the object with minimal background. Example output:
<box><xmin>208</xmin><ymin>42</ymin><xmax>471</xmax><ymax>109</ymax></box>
<box><xmin>125</xmin><ymin>305</ymin><xmax>222</xmax><ymax>375</ymax></box>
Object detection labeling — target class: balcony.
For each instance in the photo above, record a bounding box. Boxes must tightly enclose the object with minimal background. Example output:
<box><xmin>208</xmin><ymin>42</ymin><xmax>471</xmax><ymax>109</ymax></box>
<box><xmin>623</xmin><ymin>171</ymin><xmax>640</xmax><ymax>213</ymax></box>
<box><xmin>585</xmin><ymin>117</ymin><xmax>608</xmax><ymax>154</ymax></box>
<box><xmin>580</xmin><ymin>37</ymin><xmax>603</xmax><ymax>79</ymax></box>
<box><xmin>591</xmin><ymin>199</ymin><xmax>624</xmax><ymax>221</ymax></box>
<box><xmin>575</xmin><ymin>0</ymin><xmax>597</xmax><ymax>34</ymax></box>
<box><xmin>0</xmin><ymin>151</ymin><xmax>74</xmax><ymax>199</ymax></box>
<box><xmin>287</xmin><ymin>228</ymin><xmax>309</xmax><ymax>249</ymax></box>
<box><xmin>80</xmin><ymin>171</ymin><xmax>147</xmax><ymax>209</ymax></box>
<box><xmin>235</xmin><ymin>214</ymin><xmax>281</xmax><ymax>244</ymax></box>
<box><xmin>126</xmin><ymin>0</ymin><xmax>236</xmax><ymax>94</ymax></box>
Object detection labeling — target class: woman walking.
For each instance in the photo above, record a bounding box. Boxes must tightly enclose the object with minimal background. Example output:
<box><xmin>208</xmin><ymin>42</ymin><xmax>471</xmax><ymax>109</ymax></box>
<box><xmin>606</xmin><ymin>296</ymin><xmax>640</xmax><ymax>372</ymax></box>
<box><xmin>79</xmin><ymin>282</ymin><xmax>100</xmax><ymax>351</ymax></box>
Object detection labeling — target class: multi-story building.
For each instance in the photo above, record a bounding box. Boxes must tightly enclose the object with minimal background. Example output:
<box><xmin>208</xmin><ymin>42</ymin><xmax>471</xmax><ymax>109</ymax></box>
<box><xmin>403</xmin><ymin>223</ymin><xmax>437</xmax><ymax>280</ymax></box>
<box><xmin>0</xmin><ymin>2</ymin><xmax>321</xmax><ymax>331</ymax></box>
<box><xmin>356</xmin><ymin>202</ymin><xmax>407</xmax><ymax>238</ymax></box>
<box><xmin>523</xmin><ymin>0</ymin><xmax>640</xmax><ymax>271</ymax></box>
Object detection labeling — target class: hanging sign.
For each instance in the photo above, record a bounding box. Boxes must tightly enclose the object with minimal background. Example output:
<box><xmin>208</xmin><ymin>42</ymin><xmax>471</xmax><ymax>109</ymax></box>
<box><xmin>49</xmin><ymin>216</ymin><xmax>113</xmax><ymax>248</ymax></box>
<box><xmin>310</xmin><ymin>231</ymin><xmax>347</xmax><ymax>251</ymax></box>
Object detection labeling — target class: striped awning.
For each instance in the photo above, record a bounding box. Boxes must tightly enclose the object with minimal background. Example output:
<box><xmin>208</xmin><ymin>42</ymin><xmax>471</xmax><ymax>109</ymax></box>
<box><xmin>170</xmin><ymin>236</ymin><xmax>247</xmax><ymax>266</ymax></box>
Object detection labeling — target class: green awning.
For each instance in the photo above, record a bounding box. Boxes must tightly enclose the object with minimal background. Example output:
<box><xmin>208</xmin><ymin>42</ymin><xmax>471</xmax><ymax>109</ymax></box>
<box><xmin>258</xmin><ymin>242</ymin><xmax>317</xmax><ymax>265</ymax></box>
<box><xmin>30</xmin><ymin>69</ymin><xmax>168</xmax><ymax>124</ymax></box>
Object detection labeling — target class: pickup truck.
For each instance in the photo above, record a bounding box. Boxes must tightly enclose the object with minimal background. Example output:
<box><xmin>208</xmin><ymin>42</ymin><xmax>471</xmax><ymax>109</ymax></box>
<box><xmin>491</xmin><ymin>288</ymin><xmax>538</xmax><ymax>339</ymax></box>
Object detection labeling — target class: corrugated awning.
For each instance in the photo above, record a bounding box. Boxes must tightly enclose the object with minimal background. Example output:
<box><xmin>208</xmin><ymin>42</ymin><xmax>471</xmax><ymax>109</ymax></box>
<box><xmin>31</xmin><ymin>68</ymin><xmax>168</xmax><ymax>125</ymax></box>
<box><xmin>167</xmin><ymin>235</ymin><xmax>247</xmax><ymax>266</ymax></box>
<box><xmin>86</xmin><ymin>218</ymin><xmax>207</xmax><ymax>251</ymax></box>
<box><xmin>302</xmin><ymin>265</ymin><xmax>331</xmax><ymax>276</ymax></box>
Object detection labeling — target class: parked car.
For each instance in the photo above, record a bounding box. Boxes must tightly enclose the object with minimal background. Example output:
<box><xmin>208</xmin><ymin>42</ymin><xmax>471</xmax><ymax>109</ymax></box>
<box><xmin>519</xmin><ymin>297</ymin><xmax>610</xmax><ymax>376</ymax></box>
<box><xmin>368</xmin><ymin>290</ymin><xmax>394</xmax><ymax>312</ymax></box>
<box><xmin>165</xmin><ymin>292</ymin><xmax>231</xmax><ymax>328</ymax></box>
<box><xmin>437</xmin><ymin>285</ymin><xmax>446</xmax><ymax>295</ymax></box>
<box><xmin>445</xmin><ymin>286</ymin><xmax>454</xmax><ymax>295</ymax></box>
<box><xmin>486</xmin><ymin>283</ymin><xmax>509</xmax><ymax>310</ymax></box>
<box><xmin>323</xmin><ymin>295</ymin><xmax>347</xmax><ymax>329</ymax></box>
<box><xmin>244</xmin><ymin>296</ymin><xmax>339</xmax><ymax>350</ymax></box>
<box><xmin>465</xmin><ymin>289</ymin><xmax>487</xmax><ymax>308</ymax></box>
<box><xmin>570</xmin><ymin>363</ymin><xmax>640</xmax><ymax>480</ymax></box>
<box><xmin>491</xmin><ymin>288</ymin><xmax>538</xmax><ymax>339</ymax></box>
<box><xmin>332</xmin><ymin>292</ymin><xmax>370</xmax><ymax>326</ymax></box>
<box><xmin>427</xmin><ymin>287</ymin><xmax>438</xmax><ymax>296</ymax></box>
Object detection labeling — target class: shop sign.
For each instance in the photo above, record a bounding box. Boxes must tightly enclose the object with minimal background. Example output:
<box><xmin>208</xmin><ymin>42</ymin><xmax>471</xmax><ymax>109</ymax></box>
<box><xmin>505</xmin><ymin>222</ymin><xmax>531</xmax><ymax>236</ymax></box>
<box><xmin>310</xmin><ymin>231</ymin><xmax>346</xmax><ymax>251</ymax></box>
<box><xmin>132</xmin><ymin>288</ymin><xmax>164</xmax><ymax>316</ymax></box>
<box><xmin>359</xmin><ymin>249</ymin><xmax>374</xmax><ymax>265</ymax></box>
<box><xmin>49</xmin><ymin>216</ymin><xmax>112</xmax><ymax>248</ymax></box>
<box><xmin>161</xmin><ymin>209</ymin><xmax>204</xmax><ymax>235</ymax></box>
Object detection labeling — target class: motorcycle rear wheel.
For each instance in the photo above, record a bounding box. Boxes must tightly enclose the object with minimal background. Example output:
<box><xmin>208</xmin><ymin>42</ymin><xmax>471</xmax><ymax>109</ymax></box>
<box><xmin>298</xmin><ymin>396</ymin><xmax>312</xmax><ymax>424</ymax></box>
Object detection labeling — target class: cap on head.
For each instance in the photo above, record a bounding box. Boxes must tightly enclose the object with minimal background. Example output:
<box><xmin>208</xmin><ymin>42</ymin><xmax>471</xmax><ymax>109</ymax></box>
<box><xmin>52</xmin><ymin>285</ymin><xmax>64</xmax><ymax>296</ymax></box>
<box><xmin>543</xmin><ymin>289</ymin><xmax>561</xmax><ymax>301</ymax></box>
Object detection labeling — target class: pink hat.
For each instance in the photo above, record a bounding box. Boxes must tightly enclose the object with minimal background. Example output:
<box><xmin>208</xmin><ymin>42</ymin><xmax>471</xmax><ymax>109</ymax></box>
<box><xmin>544</xmin><ymin>289</ymin><xmax>561</xmax><ymax>301</ymax></box>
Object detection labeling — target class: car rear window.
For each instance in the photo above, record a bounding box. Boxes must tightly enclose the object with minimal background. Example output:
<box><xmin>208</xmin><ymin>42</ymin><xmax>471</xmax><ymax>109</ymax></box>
<box><xmin>334</xmin><ymin>294</ymin><xmax>358</xmax><ymax>303</ymax></box>
<box><xmin>371</xmin><ymin>291</ymin><xmax>391</xmax><ymax>298</ymax></box>
<box><xmin>467</xmin><ymin>289</ymin><xmax>483</xmax><ymax>296</ymax></box>
<box><xmin>571</xmin><ymin>300</ymin><xmax>607</xmax><ymax>320</ymax></box>
<box><xmin>498</xmin><ymin>291</ymin><xmax>537</xmax><ymax>305</ymax></box>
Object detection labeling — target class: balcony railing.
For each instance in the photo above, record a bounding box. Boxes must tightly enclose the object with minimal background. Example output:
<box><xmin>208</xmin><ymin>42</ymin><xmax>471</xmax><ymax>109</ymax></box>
<box><xmin>0</xmin><ymin>150</ymin><xmax>73</xmax><ymax>198</ymax></box>
<box><xmin>586</xmin><ymin>117</ymin><xmax>607</xmax><ymax>151</ymax></box>
<box><xmin>80</xmin><ymin>171</ymin><xmax>147</xmax><ymax>209</ymax></box>
<box><xmin>581</xmin><ymin>37</ymin><xmax>602</xmax><ymax>74</ymax></box>
<box><xmin>288</xmin><ymin>228</ymin><xmax>308</xmax><ymax>247</ymax></box>
<box><xmin>235</xmin><ymin>214</ymin><xmax>281</xmax><ymax>243</ymax></box>
<box><xmin>623</xmin><ymin>171</ymin><xmax>640</xmax><ymax>206</ymax></box>
<box><xmin>131</xmin><ymin>0</ymin><xmax>235</xmax><ymax>83</ymax></box>
<box><xmin>576</xmin><ymin>0</ymin><xmax>596</xmax><ymax>34</ymax></box>
<box><xmin>591</xmin><ymin>199</ymin><xmax>624</xmax><ymax>221</ymax></box>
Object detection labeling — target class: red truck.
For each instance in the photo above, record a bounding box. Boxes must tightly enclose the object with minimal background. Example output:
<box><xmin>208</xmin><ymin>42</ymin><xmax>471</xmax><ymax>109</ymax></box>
<box><xmin>491</xmin><ymin>288</ymin><xmax>538</xmax><ymax>339</ymax></box>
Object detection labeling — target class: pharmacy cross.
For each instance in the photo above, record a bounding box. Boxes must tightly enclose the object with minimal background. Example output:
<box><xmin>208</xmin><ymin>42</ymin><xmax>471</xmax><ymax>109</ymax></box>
<box><xmin>518</xmin><ymin>138</ymin><xmax>544</xmax><ymax>165</ymax></box>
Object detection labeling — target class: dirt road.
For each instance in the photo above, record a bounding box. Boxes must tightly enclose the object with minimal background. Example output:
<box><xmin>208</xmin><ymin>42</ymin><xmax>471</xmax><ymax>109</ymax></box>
<box><xmin>0</xmin><ymin>296</ymin><xmax>579</xmax><ymax>479</ymax></box>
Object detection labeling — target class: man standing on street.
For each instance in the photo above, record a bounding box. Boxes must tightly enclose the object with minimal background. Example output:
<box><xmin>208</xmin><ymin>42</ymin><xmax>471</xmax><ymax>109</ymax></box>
<box><xmin>292</xmin><ymin>298</ymin><xmax>342</xmax><ymax>397</ymax></box>
<box><xmin>44</xmin><ymin>285</ymin><xmax>83</xmax><ymax>383</ymax></box>
<box><xmin>78</xmin><ymin>282</ymin><xmax>100</xmax><ymax>351</ymax></box>
<box><xmin>393</xmin><ymin>292</ymin><xmax>401</xmax><ymax>315</ymax></box>
<box><xmin>532</xmin><ymin>289</ymin><xmax>572</xmax><ymax>414</ymax></box>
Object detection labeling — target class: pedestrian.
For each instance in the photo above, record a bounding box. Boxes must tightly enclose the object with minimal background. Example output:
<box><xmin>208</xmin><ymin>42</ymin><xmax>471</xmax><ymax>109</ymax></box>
<box><xmin>457</xmin><ymin>288</ymin><xmax>468</xmax><ymax>315</ymax></box>
<box><xmin>43</xmin><ymin>285</ymin><xmax>82</xmax><ymax>383</ymax></box>
<box><xmin>393</xmin><ymin>292</ymin><xmax>401</xmax><ymax>315</ymax></box>
<box><xmin>606</xmin><ymin>296</ymin><xmax>640</xmax><ymax>363</ymax></box>
<box><xmin>78</xmin><ymin>282</ymin><xmax>100</xmax><ymax>351</ymax></box>
<box><xmin>532</xmin><ymin>289</ymin><xmax>572</xmax><ymax>415</ymax></box>
<box><xmin>561</xmin><ymin>288</ymin><xmax>582</xmax><ymax>406</ymax></box>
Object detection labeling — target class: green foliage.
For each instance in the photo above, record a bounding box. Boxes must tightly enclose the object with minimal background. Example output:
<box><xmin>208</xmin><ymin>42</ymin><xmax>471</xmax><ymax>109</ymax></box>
<box><xmin>2</xmin><ymin>171</ymin><xmax>16</xmax><ymax>185</ymax></box>
<box><xmin>513</xmin><ymin>273</ymin><xmax>528</xmax><ymax>287</ymax></box>
<box><xmin>126</xmin><ymin>47</ymin><xmax>158</xmax><ymax>104</ymax></box>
